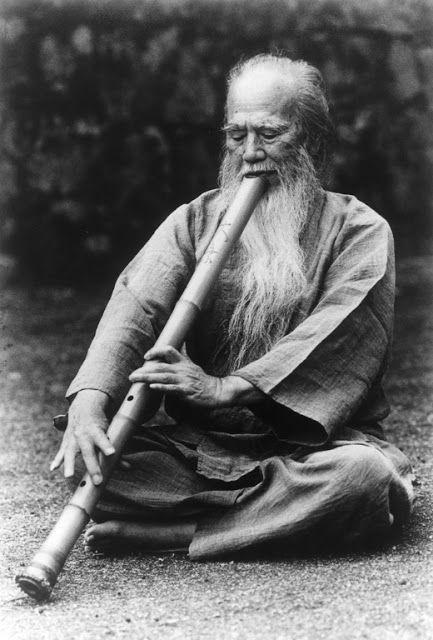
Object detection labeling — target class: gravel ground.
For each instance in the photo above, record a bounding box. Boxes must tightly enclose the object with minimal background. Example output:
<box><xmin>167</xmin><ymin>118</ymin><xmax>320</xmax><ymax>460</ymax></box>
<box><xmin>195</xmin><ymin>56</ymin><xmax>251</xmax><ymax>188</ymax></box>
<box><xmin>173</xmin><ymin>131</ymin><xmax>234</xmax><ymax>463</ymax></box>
<box><xmin>1</xmin><ymin>255</ymin><xmax>432</xmax><ymax>640</ymax></box>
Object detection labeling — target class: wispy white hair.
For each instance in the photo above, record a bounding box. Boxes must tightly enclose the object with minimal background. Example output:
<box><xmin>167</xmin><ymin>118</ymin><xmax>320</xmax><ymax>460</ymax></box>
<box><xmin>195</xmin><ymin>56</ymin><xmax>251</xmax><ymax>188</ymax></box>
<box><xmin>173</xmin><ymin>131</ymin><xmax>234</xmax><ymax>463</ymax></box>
<box><xmin>226</xmin><ymin>53</ymin><xmax>334</xmax><ymax>177</ymax></box>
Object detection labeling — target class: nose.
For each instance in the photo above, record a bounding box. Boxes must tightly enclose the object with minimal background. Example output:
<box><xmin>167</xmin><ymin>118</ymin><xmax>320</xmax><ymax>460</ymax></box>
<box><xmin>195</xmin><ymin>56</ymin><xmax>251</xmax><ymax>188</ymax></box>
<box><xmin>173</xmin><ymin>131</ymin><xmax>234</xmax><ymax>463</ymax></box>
<box><xmin>242</xmin><ymin>132</ymin><xmax>266</xmax><ymax>164</ymax></box>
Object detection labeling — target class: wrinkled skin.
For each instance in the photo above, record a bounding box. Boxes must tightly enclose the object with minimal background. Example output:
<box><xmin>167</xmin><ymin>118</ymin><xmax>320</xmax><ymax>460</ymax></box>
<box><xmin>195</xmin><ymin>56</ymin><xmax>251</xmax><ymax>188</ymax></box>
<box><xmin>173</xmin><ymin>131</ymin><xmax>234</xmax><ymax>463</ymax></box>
<box><xmin>50</xmin><ymin>346</ymin><xmax>260</xmax><ymax>485</ymax></box>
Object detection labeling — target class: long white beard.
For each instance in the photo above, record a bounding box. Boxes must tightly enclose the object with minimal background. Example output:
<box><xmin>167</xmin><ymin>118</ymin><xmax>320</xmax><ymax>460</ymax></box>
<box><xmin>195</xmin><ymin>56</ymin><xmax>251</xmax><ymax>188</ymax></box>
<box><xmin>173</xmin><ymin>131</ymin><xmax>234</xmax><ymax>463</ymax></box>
<box><xmin>216</xmin><ymin>146</ymin><xmax>320</xmax><ymax>372</ymax></box>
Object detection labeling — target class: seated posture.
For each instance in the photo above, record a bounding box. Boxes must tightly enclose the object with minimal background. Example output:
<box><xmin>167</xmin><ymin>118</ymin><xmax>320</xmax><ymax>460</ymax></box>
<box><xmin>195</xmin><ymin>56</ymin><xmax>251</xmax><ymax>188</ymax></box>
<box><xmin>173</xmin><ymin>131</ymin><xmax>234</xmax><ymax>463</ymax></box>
<box><xmin>51</xmin><ymin>54</ymin><xmax>414</xmax><ymax>558</ymax></box>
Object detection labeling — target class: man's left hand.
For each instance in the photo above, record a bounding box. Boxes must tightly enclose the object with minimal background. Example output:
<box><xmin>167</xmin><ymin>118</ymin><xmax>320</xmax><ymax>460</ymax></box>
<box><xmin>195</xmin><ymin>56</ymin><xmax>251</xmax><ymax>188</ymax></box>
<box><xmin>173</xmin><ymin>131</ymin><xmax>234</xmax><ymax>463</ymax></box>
<box><xmin>129</xmin><ymin>346</ymin><xmax>225</xmax><ymax>408</ymax></box>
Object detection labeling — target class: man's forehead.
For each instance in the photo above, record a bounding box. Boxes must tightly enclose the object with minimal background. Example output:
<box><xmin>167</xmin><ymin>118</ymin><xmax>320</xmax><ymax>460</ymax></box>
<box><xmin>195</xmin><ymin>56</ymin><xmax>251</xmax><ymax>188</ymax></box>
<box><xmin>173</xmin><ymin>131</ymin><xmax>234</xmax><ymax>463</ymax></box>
<box><xmin>226</xmin><ymin>67</ymin><xmax>297</xmax><ymax>121</ymax></box>
<box><xmin>224</xmin><ymin>114</ymin><xmax>290</xmax><ymax>131</ymax></box>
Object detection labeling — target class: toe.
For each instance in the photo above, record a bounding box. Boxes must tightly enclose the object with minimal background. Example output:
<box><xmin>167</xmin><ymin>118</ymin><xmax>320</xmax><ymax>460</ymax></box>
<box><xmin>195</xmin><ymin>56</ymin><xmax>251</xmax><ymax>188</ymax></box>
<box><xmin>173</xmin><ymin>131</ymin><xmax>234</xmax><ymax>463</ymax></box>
<box><xmin>84</xmin><ymin>524</ymin><xmax>97</xmax><ymax>541</ymax></box>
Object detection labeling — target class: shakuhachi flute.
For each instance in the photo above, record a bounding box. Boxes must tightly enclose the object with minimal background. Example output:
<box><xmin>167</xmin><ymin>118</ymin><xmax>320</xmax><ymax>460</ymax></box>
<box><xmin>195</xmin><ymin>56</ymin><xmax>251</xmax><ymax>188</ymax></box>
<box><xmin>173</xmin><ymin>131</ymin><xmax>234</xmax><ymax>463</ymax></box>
<box><xmin>16</xmin><ymin>175</ymin><xmax>268</xmax><ymax>601</ymax></box>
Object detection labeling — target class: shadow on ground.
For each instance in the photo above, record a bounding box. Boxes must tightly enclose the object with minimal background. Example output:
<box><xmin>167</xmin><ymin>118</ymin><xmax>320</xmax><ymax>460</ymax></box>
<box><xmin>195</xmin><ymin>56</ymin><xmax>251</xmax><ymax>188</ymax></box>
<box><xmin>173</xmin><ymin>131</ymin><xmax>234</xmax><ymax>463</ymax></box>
<box><xmin>1</xmin><ymin>255</ymin><xmax>432</xmax><ymax>640</ymax></box>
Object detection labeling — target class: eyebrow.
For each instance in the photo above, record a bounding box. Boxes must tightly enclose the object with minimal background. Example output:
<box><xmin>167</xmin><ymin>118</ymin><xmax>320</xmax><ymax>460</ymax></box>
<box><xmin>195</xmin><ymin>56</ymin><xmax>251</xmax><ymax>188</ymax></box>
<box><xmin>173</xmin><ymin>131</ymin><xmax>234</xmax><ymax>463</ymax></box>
<box><xmin>222</xmin><ymin>121</ymin><xmax>291</xmax><ymax>134</ymax></box>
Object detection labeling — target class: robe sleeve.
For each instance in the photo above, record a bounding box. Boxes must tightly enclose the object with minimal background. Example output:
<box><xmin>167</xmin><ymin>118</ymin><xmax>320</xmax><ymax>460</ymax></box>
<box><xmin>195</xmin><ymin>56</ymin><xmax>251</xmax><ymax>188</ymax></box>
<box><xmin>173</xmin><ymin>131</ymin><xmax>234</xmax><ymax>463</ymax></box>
<box><xmin>66</xmin><ymin>203</ymin><xmax>196</xmax><ymax>406</ymax></box>
<box><xmin>232</xmin><ymin>206</ymin><xmax>395</xmax><ymax>445</ymax></box>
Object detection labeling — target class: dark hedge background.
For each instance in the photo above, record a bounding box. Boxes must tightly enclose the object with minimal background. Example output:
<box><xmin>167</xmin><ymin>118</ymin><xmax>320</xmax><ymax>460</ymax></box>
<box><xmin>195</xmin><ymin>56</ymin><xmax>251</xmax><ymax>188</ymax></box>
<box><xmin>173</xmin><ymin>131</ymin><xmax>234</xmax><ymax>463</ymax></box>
<box><xmin>1</xmin><ymin>0</ymin><xmax>432</xmax><ymax>284</ymax></box>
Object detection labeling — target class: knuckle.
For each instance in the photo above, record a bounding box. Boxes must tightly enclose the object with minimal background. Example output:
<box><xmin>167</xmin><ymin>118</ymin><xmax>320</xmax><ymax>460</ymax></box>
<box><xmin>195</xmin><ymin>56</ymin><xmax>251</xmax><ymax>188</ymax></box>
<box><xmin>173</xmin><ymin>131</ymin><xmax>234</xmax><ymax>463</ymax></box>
<box><xmin>89</xmin><ymin>421</ymin><xmax>105</xmax><ymax>433</ymax></box>
<box><xmin>96</xmin><ymin>433</ymin><xmax>110</xmax><ymax>448</ymax></box>
<box><xmin>64</xmin><ymin>435</ymin><xmax>78</xmax><ymax>452</ymax></box>
<box><xmin>80</xmin><ymin>421</ymin><xmax>105</xmax><ymax>438</ymax></box>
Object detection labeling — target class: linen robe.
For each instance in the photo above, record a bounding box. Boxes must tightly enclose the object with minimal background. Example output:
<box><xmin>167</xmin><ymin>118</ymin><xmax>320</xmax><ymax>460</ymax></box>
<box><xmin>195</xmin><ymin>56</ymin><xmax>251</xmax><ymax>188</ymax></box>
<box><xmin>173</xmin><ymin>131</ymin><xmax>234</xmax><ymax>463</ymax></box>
<box><xmin>66</xmin><ymin>188</ymin><xmax>414</xmax><ymax>557</ymax></box>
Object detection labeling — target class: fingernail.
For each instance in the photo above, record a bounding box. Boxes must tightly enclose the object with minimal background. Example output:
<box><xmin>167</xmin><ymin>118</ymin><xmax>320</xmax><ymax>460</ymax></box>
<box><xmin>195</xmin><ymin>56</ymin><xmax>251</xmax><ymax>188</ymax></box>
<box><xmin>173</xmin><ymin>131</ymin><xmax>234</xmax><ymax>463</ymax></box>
<box><xmin>93</xmin><ymin>474</ymin><xmax>102</xmax><ymax>485</ymax></box>
<box><xmin>50</xmin><ymin>462</ymin><xmax>56</xmax><ymax>471</ymax></box>
<box><xmin>106</xmin><ymin>447</ymin><xmax>115</xmax><ymax>455</ymax></box>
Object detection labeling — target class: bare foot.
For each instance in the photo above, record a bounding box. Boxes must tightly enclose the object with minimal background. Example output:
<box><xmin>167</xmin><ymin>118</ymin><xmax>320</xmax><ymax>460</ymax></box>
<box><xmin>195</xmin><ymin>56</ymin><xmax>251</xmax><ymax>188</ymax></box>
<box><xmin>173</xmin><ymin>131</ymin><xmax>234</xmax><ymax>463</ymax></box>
<box><xmin>83</xmin><ymin>519</ymin><xmax>195</xmax><ymax>554</ymax></box>
<box><xmin>84</xmin><ymin>521</ymin><xmax>125</xmax><ymax>554</ymax></box>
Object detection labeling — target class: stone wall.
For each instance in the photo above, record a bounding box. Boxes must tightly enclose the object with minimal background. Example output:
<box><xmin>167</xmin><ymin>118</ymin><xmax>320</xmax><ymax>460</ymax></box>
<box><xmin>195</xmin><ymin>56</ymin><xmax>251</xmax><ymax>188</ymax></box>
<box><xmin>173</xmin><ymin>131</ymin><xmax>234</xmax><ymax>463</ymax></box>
<box><xmin>1</xmin><ymin>0</ymin><xmax>432</xmax><ymax>282</ymax></box>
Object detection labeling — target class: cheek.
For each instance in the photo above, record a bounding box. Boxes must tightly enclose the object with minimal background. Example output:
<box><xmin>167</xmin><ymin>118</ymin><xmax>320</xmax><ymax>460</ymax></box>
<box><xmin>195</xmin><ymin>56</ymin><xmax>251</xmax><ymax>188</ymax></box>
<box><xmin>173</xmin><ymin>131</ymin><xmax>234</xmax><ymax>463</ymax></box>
<box><xmin>225</xmin><ymin>137</ymin><xmax>245</xmax><ymax>154</ymax></box>
<box><xmin>264</xmin><ymin>146</ymin><xmax>284</xmax><ymax>163</ymax></box>
<box><xmin>268</xmin><ymin>140</ymin><xmax>297</xmax><ymax>161</ymax></box>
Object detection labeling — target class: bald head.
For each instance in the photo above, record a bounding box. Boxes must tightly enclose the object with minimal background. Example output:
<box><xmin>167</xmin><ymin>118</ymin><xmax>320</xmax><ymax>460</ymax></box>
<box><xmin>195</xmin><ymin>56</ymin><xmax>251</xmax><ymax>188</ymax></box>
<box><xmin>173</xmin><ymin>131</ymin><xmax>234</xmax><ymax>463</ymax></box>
<box><xmin>227</xmin><ymin>66</ymin><xmax>297</xmax><ymax>122</ymax></box>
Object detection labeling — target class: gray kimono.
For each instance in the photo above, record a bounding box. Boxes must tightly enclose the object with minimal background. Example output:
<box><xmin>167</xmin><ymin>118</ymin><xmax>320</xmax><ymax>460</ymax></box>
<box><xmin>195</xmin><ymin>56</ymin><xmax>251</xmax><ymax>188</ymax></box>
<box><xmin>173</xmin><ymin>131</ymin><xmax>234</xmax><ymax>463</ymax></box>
<box><xmin>67</xmin><ymin>189</ymin><xmax>413</xmax><ymax>557</ymax></box>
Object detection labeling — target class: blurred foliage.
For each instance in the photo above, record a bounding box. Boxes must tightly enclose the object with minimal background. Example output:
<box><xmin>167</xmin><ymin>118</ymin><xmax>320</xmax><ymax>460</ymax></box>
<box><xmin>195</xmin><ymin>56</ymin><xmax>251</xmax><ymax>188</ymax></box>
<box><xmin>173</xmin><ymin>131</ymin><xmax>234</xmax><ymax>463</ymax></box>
<box><xmin>0</xmin><ymin>0</ymin><xmax>432</xmax><ymax>283</ymax></box>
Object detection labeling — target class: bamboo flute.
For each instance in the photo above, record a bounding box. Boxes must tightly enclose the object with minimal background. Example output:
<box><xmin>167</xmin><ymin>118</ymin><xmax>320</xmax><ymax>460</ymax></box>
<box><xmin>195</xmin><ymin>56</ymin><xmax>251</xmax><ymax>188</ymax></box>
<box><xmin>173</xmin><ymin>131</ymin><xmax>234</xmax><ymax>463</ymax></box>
<box><xmin>16</xmin><ymin>175</ymin><xmax>268</xmax><ymax>601</ymax></box>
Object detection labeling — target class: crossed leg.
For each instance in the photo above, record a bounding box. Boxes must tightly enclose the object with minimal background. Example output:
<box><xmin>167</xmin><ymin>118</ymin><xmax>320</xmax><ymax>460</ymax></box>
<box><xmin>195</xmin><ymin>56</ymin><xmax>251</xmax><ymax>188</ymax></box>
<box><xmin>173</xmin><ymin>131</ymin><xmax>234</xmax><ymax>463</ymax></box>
<box><xmin>82</xmin><ymin>440</ymin><xmax>414</xmax><ymax>558</ymax></box>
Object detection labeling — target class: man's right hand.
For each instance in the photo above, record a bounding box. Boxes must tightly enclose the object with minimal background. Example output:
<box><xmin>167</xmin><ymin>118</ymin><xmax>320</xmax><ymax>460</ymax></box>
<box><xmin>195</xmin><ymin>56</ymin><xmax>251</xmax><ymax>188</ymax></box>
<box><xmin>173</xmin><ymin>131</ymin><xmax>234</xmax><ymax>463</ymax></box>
<box><xmin>50</xmin><ymin>389</ymin><xmax>115</xmax><ymax>486</ymax></box>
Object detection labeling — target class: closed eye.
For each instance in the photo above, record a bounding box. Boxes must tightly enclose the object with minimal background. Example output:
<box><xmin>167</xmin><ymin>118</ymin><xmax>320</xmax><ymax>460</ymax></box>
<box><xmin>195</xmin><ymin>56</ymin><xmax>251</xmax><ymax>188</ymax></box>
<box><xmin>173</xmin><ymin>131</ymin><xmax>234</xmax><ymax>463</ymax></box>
<box><xmin>259</xmin><ymin>129</ymin><xmax>282</xmax><ymax>141</ymax></box>
<box><xmin>227</xmin><ymin>130</ymin><xmax>246</xmax><ymax>142</ymax></box>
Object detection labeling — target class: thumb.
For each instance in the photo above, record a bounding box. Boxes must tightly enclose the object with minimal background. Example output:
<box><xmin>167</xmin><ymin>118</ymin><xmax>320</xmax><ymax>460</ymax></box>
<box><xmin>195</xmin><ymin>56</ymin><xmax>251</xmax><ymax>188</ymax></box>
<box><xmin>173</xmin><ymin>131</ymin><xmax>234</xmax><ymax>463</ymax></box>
<box><xmin>144</xmin><ymin>345</ymin><xmax>183</xmax><ymax>364</ymax></box>
<box><xmin>180</xmin><ymin>344</ymin><xmax>192</xmax><ymax>362</ymax></box>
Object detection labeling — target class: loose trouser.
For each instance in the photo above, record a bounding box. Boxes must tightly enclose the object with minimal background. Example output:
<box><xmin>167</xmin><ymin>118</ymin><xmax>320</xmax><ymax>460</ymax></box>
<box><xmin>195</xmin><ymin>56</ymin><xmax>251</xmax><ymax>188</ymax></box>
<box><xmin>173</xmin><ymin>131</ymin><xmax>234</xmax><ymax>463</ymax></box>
<box><xmin>88</xmin><ymin>426</ymin><xmax>414</xmax><ymax>559</ymax></box>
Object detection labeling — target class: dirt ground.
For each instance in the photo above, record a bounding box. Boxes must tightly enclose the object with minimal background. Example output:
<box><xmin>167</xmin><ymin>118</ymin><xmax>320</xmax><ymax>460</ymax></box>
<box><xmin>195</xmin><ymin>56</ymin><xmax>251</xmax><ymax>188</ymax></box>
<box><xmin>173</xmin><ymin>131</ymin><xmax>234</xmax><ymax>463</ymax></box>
<box><xmin>1</xmin><ymin>255</ymin><xmax>432</xmax><ymax>640</ymax></box>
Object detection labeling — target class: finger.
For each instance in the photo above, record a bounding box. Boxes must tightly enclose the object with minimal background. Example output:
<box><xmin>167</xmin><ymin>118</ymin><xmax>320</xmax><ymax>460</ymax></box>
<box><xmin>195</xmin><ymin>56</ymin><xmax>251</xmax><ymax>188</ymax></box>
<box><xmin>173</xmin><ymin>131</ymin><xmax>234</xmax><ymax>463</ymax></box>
<box><xmin>129</xmin><ymin>362</ymin><xmax>172</xmax><ymax>380</ymax></box>
<box><xmin>50</xmin><ymin>446</ymin><xmax>65</xmax><ymax>471</ymax></box>
<box><xmin>79</xmin><ymin>438</ymin><xmax>103</xmax><ymax>485</ymax></box>
<box><xmin>178</xmin><ymin>346</ymin><xmax>193</xmax><ymax>363</ymax></box>
<box><xmin>50</xmin><ymin>432</ymin><xmax>69</xmax><ymax>471</ymax></box>
<box><xmin>143</xmin><ymin>362</ymin><xmax>176</xmax><ymax>373</ymax></box>
<box><xmin>130</xmin><ymin>370</ymin><xmax>179</xmax><ymax>384</ymax></box>
<box><xmin>92</xmin><ymin>429</ymin><xmax>115</xmax><ymax>457</ymax></box>
<box><xmin>144</xmin><ymin>345</ymin><xmax>182</xmax><ymax>364</ymax></box>
<box><xmin>148</xmin><ymin>383</ymin><xmax>183</xmax><ymax>395</ymax></box>
<box><xmin>63</xmin><ymin>444</ymin><xmax>77</xmax><ymax>479</ymax></box>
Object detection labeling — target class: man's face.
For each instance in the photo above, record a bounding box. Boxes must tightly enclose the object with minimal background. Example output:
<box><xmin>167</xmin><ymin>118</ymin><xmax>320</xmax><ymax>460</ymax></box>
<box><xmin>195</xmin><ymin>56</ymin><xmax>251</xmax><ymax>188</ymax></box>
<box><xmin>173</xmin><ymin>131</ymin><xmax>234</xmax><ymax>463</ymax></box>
<box><xmin>224</xmin><ymin>68</ymin><xmax>301</xmax><ymax>179</ymax></box>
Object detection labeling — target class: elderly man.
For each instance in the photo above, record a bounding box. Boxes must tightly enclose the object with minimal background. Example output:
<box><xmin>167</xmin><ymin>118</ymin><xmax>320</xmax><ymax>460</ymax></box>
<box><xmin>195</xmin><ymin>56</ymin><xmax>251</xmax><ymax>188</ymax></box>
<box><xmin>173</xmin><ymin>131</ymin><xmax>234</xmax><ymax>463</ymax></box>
<box><xmin>51</xmin><ymin>54</ymin><xmax>414</xmax><ymax>558</ymax></box>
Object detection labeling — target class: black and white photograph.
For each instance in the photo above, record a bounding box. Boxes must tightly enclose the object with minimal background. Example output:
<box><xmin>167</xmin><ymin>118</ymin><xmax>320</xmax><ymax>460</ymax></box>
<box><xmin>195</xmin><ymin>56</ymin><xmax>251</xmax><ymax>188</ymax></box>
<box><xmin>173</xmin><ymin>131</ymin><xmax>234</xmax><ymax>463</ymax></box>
<box><xmin>1</xmin><ymin>0</ymin><xmax>432</xmax><ymax>638</ymax></box>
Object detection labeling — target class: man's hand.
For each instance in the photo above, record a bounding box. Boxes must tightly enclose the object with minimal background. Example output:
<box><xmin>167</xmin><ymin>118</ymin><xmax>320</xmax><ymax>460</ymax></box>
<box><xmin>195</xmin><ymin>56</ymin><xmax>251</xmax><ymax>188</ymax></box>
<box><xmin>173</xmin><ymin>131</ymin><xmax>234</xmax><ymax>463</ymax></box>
<box><xmin>129</xmin><ymin>346</ymin><xmax>225</xmax><ymax>408</ymax></box>
<box><xmin>129</xmin><ymin>346</ymin><xmax>265</xmax><ymax>408</ymax></box>
<box><xmin>50</xmin><ymin>389</ymin><xmax>115</xmax><ymax>485</ymax></box>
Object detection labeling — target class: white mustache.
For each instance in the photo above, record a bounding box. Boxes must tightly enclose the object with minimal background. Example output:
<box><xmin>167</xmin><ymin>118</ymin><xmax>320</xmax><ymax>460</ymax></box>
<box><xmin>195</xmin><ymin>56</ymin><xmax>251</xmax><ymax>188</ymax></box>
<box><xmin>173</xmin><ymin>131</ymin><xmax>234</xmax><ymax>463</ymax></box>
<box><xmin>241</xmin><ymin>162</ymin><xmax>278</xmax><ymax>177</ymax></box>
